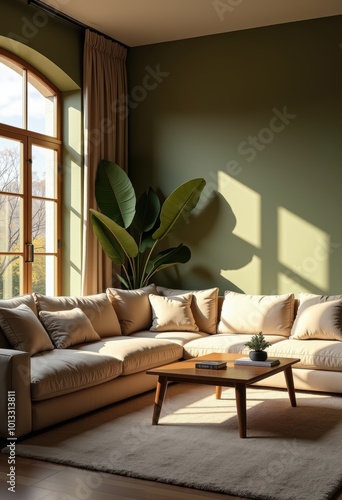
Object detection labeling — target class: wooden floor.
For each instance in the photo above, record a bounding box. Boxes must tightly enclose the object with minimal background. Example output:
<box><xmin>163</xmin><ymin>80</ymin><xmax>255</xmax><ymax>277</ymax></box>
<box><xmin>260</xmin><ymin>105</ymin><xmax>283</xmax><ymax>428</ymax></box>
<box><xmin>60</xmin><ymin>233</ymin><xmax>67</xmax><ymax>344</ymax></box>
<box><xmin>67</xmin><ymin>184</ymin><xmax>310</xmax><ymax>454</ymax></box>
<box><xmin>1</xmin><ymin>452</ymin><xmax>342</xmax><ymax>500</ymax></box>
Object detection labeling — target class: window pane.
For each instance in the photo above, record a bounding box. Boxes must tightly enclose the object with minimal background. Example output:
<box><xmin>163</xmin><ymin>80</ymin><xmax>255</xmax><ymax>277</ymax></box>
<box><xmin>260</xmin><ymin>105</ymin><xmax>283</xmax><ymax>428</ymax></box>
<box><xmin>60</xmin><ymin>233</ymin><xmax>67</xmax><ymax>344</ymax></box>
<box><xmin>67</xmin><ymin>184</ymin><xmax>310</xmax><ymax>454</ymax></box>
<box><xmin>0</xmin><ymin>194</ymin><xmax>23</xmax><ymax>253</ymax></box>
<box><xmin>28</xmin><ymin>72</ymin><xmax>56</xmax><ymax>136</ymax></box>
<box><xmin>32</xmin><ymin>145</ymin><xmax>56</xmax><ymax>198</ymax></box>
<box><xmin>0</xmin><ymin>137</ymin><xmax>23</xmax><ymax>194</ymax></box>
<box><xmin>0</xmin><ymin>51</ymin><xmax>61</xmax><ymax>296</ymax></box>
<box><xmin>32</xmin><ymin>255</ymin><xmax>56</xmax><ymax>295</ymax></box>
<box><xmin>0</xmin><ymin>255</ymin><xmax>22</xmax><ymax>299</ymax></box>
<box><xmin>0</xmin><ymin>57</ymin><xmax>24</xmax><ymax>129</ymax></box>
<box><xmin>32</xmin><ymin>199</ymin><xmax>56</xmax><ymax>253</ymax></box>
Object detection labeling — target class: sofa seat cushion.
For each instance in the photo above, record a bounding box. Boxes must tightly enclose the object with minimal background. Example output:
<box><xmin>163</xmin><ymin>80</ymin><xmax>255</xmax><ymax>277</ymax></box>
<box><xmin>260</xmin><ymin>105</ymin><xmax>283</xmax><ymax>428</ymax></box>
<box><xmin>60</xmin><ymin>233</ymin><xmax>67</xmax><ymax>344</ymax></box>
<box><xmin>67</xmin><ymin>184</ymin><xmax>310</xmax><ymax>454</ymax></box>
<box><xmin>31</xmin><ymin>350</ymin><xmax>123</xmax><ymax>401</ymax></box>
<box><xmin>267</xmin><ymin>339</ymin><xmax>342</xmax><ymax>371</ymax></box>
<box><xmin>131</xmin><ymin>330</ymin><xmax>209</xmax><ymax>346</ymax></box>
<box><xmin>74</xmin><ymin>336</ymin><xmax>183</xmax><ymax>375</ymax></box>
<box><xmin>183</xmin><ymin>333</ymin><xmax>286</xmax><ymax>359</ymax></box>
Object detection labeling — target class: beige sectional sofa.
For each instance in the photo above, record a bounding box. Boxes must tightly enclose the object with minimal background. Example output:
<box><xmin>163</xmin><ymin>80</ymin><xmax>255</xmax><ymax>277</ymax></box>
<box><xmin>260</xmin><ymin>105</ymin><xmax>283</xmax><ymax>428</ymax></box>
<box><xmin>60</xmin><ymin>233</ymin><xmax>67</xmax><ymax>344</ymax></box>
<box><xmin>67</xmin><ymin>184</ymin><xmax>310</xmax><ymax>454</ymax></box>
<box><xmin>0</xmin><ymin>284</ymin><xmax>341</xmax><ymax>439</ymax></box>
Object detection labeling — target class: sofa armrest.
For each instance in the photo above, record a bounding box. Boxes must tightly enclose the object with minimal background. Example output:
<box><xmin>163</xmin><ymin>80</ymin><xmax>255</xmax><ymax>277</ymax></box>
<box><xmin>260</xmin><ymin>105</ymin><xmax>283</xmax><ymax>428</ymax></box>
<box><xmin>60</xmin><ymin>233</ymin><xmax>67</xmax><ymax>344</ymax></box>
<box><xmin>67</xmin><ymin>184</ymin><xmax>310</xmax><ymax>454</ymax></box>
<box><xmin>0</xmin><ymin>349</ymin><xmax>32</xmax><ymax>439</ymax></box>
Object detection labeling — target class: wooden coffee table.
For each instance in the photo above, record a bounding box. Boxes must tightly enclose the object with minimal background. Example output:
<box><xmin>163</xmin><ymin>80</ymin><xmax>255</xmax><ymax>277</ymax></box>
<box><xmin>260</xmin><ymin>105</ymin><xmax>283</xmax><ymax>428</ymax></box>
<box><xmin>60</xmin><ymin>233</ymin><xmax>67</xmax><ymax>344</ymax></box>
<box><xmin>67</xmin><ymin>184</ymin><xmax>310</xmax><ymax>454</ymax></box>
<box><xmin>147</xmin><ymin>353</ymin><xmax>300</xmax><ymax>438</ymax></box>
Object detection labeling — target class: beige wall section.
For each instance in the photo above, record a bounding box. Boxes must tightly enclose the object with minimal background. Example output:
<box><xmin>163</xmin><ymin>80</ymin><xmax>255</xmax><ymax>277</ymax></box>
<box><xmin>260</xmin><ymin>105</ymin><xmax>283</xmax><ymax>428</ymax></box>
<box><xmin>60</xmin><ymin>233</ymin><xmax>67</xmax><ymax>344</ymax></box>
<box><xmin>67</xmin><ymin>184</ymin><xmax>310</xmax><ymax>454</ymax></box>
<box><xmin>127</xmin><ymin>16</ymin><xmax>342</xmax><ymax>296</ymax></box>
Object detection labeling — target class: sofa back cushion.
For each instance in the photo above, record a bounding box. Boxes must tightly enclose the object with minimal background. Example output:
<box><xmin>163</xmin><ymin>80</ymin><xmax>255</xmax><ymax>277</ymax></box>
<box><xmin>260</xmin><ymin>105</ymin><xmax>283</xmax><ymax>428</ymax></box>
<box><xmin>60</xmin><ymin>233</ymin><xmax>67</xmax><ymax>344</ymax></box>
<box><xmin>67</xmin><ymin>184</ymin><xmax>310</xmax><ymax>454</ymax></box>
<box><xmin>217</xmin><ymin>291</ymin><xmax>295</xmax><ymax>336</ymax></box>
<box><xmin>290</xmin><ymin>292</ymin><xmax>342</xmax><ymax>341</ymax></box>
<box><xmin>156</xmin><ymin>286</ymin><xmax>219</xmax><ymax>334</ymax></box>
<box><xmin>0</xmin><ymin>304</ymin><xmax>54</xmax><ymax>355</ymax></box>
<box><xmin>33</xmin><ymin>293</ymin><xmax>121</xmax><ymax>338</ymax></box>
<box><xmin>0</xmin><ymin>294</ymin><xmax>38</xmax><ymax>349</ymax></box>
<box><xmin>106</xmin><ymin>284</ymin><xmax>157</xmax><ymax>335</ymax></box>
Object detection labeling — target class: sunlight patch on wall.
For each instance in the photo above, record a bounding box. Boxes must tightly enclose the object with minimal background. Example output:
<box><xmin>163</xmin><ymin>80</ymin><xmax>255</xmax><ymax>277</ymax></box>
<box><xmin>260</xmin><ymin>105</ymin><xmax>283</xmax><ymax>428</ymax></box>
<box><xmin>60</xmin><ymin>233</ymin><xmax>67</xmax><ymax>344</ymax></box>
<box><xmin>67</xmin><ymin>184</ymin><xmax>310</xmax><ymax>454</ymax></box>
<box><xmin>70</xmin><ymin>266</ymin><xmax>81</xmax><ymax>295</ymax></box>
<box><xmin>278</xmin><ymin>273</ymin><xmax>312</xmax><ymax>295</ymax></box>
<box><xmin>69</xmin><ymin>208</ymin><xmax>82</xmax><ymax>294</ymax></box>
<box><xmin>70</xmin><ymin>159</ymin><xmax>81</xmax><ymax>212</ymax></box>
<box><xmin>70</xmin><ymin>210</ymin><xmax>81</xmax><ymax>263</ymax></box>
<box><xmin>68</xmin><ymin>106</ymin><xmax>81</xmax><ymax>154</ymax></box>
<box><xmin>218</xmin><ymin>172</ymin><xmax>261</xmax><ymax>248</ymax></box>
<box><xmin>70</xmin><ymin>158</ymin><xmax>82</xmax><ymax>287</ymax></box>
<box><xmin>278</xmin><ymin>207</ymin><xmax>330</xmax><ymax>292</ymax></box>
<box><xmin>220</xmin><ymin>255</ymin><xmax>261</xmax><ymax>294</ymax></box>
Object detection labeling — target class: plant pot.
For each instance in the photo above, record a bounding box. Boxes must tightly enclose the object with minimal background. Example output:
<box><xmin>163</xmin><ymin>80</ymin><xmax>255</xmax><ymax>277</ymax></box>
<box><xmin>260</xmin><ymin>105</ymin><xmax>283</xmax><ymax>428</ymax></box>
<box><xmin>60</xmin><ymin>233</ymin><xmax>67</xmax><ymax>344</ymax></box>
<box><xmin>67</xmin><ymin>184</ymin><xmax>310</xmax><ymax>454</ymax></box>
<box><xmin>249</xmin><ymin>350</ymin><xmax>267</xmax><ymax>362</ymax></box>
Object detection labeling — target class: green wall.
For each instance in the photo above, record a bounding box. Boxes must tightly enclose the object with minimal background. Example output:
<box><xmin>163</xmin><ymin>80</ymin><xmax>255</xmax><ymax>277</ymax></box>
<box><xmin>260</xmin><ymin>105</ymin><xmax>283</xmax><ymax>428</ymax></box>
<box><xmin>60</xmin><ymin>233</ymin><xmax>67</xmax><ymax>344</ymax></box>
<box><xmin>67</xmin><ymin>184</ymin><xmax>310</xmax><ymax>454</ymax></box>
<box><xmin>0</xmin><ymin>0</ymin><xmax>84</xmax><ymax>294</ymax></box>
<box><xmin>0</xmin><ymin>0</ymin><xmax>83</xmax><ymax>86</ymax></box>
<box><xmin>127</xmin><ymin>16</ymin><xmax>342</xmax><ymax>296</ymax></box>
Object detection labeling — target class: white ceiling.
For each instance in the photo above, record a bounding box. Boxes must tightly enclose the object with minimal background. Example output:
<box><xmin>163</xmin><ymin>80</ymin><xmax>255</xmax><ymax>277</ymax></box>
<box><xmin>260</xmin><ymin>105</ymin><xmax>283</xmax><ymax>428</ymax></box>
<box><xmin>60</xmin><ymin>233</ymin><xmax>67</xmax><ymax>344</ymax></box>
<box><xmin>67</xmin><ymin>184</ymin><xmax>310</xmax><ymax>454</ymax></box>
<box><xmin>40</xmin><ymin>0</ymin><xmax>342</xmax><ymax>47</ymax></box>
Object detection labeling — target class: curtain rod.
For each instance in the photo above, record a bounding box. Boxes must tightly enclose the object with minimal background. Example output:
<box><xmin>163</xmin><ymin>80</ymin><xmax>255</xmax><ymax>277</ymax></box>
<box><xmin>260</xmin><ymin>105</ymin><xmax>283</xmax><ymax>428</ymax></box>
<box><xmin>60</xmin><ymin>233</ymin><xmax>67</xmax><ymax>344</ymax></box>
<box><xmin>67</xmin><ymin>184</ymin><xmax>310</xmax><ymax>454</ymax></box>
<box><xmin>27</xmin><ymin>0</ymin><xmax>128</xmax><ymax>48</ymax></box>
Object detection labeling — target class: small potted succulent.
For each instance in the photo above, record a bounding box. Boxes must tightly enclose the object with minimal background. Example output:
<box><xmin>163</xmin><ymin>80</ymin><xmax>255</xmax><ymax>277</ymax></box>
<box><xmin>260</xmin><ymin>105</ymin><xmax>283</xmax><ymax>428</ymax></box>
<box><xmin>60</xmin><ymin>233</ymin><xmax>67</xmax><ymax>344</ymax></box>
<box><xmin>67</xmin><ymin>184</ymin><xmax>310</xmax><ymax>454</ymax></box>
<box><xmin>244</xmin><ymin>332</ymin><xmax>271</xmax><ymax>361</ymax></box>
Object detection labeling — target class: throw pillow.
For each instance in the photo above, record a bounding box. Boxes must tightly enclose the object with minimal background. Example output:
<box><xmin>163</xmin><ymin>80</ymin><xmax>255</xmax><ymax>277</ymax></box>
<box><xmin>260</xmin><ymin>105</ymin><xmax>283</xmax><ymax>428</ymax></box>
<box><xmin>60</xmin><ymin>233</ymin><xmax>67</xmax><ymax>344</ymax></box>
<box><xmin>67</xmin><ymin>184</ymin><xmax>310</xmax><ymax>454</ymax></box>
<box><xmin>33</xmin><ymin>292</ymin><xmax>121</xmax><ymax>337</ymax></box>
<box><xmin>149</xmin><ymin>293</ymin><xmax>199</xmax><ymax>332</ymax></box>
<box><xmin>0</xmin><ymin>304</ymin><xmax>54</xmax><ymax>355</ymax></box>
<box><xmin>39</xmin><ymin>308</ymin><xmax>101</xmax><ymax>348</ymax></box>
<box><xmin>156</xmin><ymin>286</ymin><xmax>219</xmax><ymax>334</ymax></box>
<box><xmin>217</xmin><ymin>291</ymin><xmax>295</xmax><ymax>336</ymax></box>
<box><xmin>106</xmin><ymin>284</ymin><xmax>157</xmax><ymax>335</ymax></box>
<box><xmin>290</xmin><ymin>294</ymin><xmax>342</xmax><ymax>341</ymax></box>
<box><xmin>0</xmin><ymin>294</ymin><xmax>38</xmax><ymax>349</ymax></box>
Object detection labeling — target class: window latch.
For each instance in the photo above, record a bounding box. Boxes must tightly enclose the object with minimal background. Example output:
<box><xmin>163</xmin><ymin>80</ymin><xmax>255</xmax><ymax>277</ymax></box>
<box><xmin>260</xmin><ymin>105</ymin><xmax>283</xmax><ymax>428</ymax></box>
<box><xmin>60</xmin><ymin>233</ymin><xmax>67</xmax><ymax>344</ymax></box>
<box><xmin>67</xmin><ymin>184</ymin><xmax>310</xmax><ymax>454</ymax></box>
<box><xmin>25</xmin><ymin>243</ymin><xmax>34</xmax><ymax>263</ymax></box>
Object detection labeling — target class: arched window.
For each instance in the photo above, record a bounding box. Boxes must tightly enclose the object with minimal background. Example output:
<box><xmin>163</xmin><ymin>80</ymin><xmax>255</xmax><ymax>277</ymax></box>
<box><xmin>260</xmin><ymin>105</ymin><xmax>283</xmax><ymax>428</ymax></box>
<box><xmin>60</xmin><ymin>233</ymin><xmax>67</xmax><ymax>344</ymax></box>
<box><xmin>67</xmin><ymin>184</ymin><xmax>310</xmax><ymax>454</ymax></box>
<box><xmin>0</xmin><ymin>49</ymin><xmax>62</xmax><ymax>298</ymax></box>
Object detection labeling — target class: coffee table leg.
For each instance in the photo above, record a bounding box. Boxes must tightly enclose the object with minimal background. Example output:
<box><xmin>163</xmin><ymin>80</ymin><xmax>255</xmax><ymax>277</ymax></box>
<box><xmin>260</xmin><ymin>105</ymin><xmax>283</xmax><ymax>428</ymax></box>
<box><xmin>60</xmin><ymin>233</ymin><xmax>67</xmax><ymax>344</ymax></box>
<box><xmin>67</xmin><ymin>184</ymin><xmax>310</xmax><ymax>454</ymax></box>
<box><xmin>152</xmin><ymin>376</ymin><xmax>168</xmax><ymax>424</ymax></box>
<box><xmin>235</xmin><ymin>383</ymin><xmax>247</xmax><ymax>438</ymax></box>
<box><xmin>284</xmin><ymin>367</ymin><xmax>297</xmax><ymax>407</ymax></box>
<box><xmin>216</xmin><ymin>386</ymin><xmax>222</xmax><ymax>399</ymax></box>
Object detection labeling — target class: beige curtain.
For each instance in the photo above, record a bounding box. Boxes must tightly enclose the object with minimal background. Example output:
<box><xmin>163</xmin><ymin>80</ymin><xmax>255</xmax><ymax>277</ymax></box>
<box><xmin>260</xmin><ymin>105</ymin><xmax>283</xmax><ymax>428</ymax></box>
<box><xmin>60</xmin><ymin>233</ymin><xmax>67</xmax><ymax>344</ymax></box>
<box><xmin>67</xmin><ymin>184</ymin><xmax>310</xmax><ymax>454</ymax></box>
<box><xmin>82</xmin><ymin>30</ymin><xmax>128</xmax><ymax>295</ymax></box>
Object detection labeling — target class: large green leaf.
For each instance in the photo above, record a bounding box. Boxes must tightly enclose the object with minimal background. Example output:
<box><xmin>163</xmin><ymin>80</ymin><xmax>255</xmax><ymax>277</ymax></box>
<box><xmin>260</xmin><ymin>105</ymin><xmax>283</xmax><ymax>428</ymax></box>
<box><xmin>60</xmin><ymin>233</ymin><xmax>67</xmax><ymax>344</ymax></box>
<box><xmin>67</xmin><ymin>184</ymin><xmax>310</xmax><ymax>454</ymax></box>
<box><xmin>90</xmin><ymin>210</ymin><xmax>138</xmax><ymax>262</ymax></box>
<box><xmin>152</xmin><ymin>178</ymin><xmax>205</xmax><ymax>240</ymax></box>
<box><xmin>95</xmin><ymin>160</ymin><xmax>136</xmax><ymax>228</ymax></box>
<box><xmin>91</xmin><ymin>215</ymin><xmax>125</xmax><ymax>265</ymax></box>
<box><xmin>139</xmin><ymin>234</ymin><xmax>155</xmax><ymax>253</ymax></box>
<box><xmin>146</xmin><ymin>244</ymin><xmax>191</xmax><ymax>276</ymax></box>
<box><xmin>115</xmin><ymin>274</ymin><xmax>131</xmax><ymax>289</ymax></box>
<box><xmin>132</xmin><ymin>187</ymin><xmax>160</xmax><ymax>233</ymax></box>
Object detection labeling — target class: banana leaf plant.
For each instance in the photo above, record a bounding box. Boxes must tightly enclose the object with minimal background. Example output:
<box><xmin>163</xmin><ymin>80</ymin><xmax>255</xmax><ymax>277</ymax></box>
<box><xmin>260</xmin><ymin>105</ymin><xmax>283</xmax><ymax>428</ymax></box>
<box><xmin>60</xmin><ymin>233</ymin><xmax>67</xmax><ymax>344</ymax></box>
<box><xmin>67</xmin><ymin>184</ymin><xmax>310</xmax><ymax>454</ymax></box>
<box><xmin>90</xmin><ymin>160</ymin><xmax>206</xmax><ymax>289</ymax></box>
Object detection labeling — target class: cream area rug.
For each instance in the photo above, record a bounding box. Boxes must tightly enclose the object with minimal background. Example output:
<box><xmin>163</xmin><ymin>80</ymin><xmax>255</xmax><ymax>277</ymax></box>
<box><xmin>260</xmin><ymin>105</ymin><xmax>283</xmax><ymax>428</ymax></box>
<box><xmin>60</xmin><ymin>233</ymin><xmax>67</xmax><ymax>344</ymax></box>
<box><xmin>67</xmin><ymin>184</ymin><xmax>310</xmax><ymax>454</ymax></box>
<box><xmin>3</xmin><ymin>385</ymin><xmax>342</xmax><ymax>500</ymax></box>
